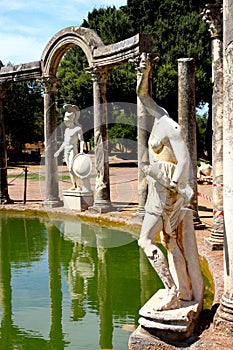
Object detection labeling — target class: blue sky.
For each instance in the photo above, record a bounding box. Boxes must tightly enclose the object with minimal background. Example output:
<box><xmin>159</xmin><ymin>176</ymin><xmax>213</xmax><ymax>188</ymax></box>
<box><xmin>0</xmin><ymin>0</ymin><xmax>127</xmax><ymax>65</ymax></box>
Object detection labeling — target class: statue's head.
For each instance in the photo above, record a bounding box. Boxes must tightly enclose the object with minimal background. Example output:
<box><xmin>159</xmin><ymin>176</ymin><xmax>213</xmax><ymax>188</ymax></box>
<box><xmin>63</xmin><ymin>104</ymin><xmax>80</xmax><ymax>127</ymax></box>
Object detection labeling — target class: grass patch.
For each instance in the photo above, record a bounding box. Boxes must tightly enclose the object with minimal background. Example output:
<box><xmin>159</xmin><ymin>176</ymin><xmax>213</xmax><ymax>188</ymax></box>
<box><xmin>7</xmin><ymin>173</ymin><xmax>98</xmax><ymax>182</ymax></box>
<box><xmin>8</xmin><ymin>173</ymin><xmax>45</xmax><ymax>181</ymax></box>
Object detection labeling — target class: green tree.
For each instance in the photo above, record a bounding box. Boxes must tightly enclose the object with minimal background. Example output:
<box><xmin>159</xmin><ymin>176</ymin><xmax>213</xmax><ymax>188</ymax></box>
<box><xmin>56</xmin><ymin>46</ymin><xmax>93</xmax><ymax>109</ymax></box>
<box><xmin>57</xmin><ymin>1</ymin><xmax>211</xmax><ymax>115</ymax></box>
<box><xmin>82</xmin><ymin>6</ymin><xmax>134</xmax><ymax>44</ymax></box>
<box><xmin>4</xmin><ymin>81</ymin><xmax>43</xmax><ymax>153</ymax></box>
<box><xmin>108</xmin><ymin>108</ymin><xmax>137</xmax><ymax>158</ymax></box>
<box><xmin>57</xmin><ymin>6</ymin><xmax>136</xmax><ymax>108</ymax></box>
<box><xmin>196</xmin><ymin>111</ymin><xmax>209</xmax><ymax>159</ymax></box>
<box><xmin>56</xmin><ymin>0</ymin><xmax>212</xmax><ymax>156</ymax></box>
<box><xmin>127</xmin><ymin>0</ymin><xmax>211</xmax><ymax>117</ymax></box>
<box><xmin>56</xmin><ymin>45</ymin><xmax>95</xmax><ymax>143</ymax></box>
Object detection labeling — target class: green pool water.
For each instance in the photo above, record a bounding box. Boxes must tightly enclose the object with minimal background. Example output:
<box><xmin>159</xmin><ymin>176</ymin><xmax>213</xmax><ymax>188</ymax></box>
<box><xmin>0</xmin><ymin>213</ymin><xmax>213</xmax><ymax>350</ymax></box>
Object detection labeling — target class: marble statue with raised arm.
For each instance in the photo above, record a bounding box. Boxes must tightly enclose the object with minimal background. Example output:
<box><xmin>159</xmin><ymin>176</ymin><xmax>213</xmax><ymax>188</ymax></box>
<box><xmin>54</xmin><ymin>104</ymin><xmax>84</xmax><ymax>191</ymax></box>
<box><xmin>137</xmin><ymin>53</ymin><xmax>203</xmax><ymax>317</ymax></box>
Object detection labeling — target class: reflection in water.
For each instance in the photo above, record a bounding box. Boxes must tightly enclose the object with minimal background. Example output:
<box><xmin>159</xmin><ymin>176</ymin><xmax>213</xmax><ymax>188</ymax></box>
<box><xmin>0</xmin><ymin>215</ymin><xmax>50</xmax><ymax>349</ymax></box>
<box><xmin>0</xmin><ymin>213</ymin><xmax>214</xmax><ymax>349</ymax></box>
<box><xmin>47</xmin><ymin>223</ymin><xmax>66</xmax><ymax>350</ymax></box>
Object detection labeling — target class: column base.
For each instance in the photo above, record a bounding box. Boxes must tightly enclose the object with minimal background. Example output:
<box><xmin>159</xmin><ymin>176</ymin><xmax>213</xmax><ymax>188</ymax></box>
<box><xmin>133</xmin><ymin>206</ymin><xmax>145</xmax><ymax>219</ymax></box>
<box><xmin>89</xmin><ymin>199</ymin><xmax>112</xmax><ymax>213</ymax></box>
<box><xmin>193</xmin><ymin>211</ymin><xmax>206</xmax><ymax>230</ymax></box>
<box><xmin>42</xmin><ymin>198</ymin><xmax>63</xmax><ymax>208</ymax></box>
<box><xmin>205</xmin><ymin>216</ymin><xmax>224</xmax><ymax>250</ymax></box>
<box><xmin>0</xmin><ymin>189</ymin><xmax>14</xmax><ymax>204</ymax></box>
<box><xmin>214</xmin><ymin>294</ymin><xmax>233</xmax><ymax>335</ymax></box>
<box><xmin>0</xmin><ymin>196</ymin><xmax>14</xmax><ymax>204</ymax></box>
<box><xmin>204</xmin><ymin>237</ymin><xmax>224</xmax><ymax>251</ymax></box>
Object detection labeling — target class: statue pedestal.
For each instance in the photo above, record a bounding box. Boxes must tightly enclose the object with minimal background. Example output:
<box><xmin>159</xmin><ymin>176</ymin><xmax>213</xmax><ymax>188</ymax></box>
<box><xmin>63</xmin><ymin>190</ymin><xmax>93</xmax><ymax>211</ymax></box>
<box><xmin>130</xmin><ymin>209</ymin><xmax>204</xmax><ymax>346</ymax></box>
<box><xmin>138</xmin><ymin>289</ymin><xmax>202</xmax><ymax>342</ymax></box>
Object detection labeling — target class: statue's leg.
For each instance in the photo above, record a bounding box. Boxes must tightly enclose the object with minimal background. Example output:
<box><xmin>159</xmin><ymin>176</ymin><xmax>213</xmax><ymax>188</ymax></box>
<box><xmin>162</xmin><ymin>230</ymin><xmax>193</xmax><ymax>301</ymax></box>
<box><xmin>73</xmin><ymin>173</ymin><xmax>82</xmax><ymax>191</ymax></box>
<box><xmin>138</xmin><ymin>213</ymin><xmax>180</xmax><ymax>310</ymax></box>
<box><xmin>138</xmin><ymin>212</ymin><xmax>163</xmax><ymax>255</ymax></box>
<box><xmin>69</xmin><ymin>172</ymin><xmax>77</xmax><ymax>190</ymax></box>
<box><xmin>66</xmin><ymin>152</ymin><xmax>77</xmax><ymax>190</ymax></box>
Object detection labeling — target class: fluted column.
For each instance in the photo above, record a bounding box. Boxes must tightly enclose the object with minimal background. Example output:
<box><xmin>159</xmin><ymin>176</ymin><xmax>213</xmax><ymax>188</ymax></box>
<box><xmin>178</xmin><ymin>58</ymin><xmax>204</xmax><ymax>229</ymax></box>
<box><xmin>88</xmin><ymin>66</ymin><xmax>111</xmax><ymax>212</ymax></box>
<box><xmin>214</xmin><ymin>0</ymin><xmax>233</xmax><ymax>333</ymax></box>
<box><xmin>202</xmin><ymin>3</ymin><xmax>224</xmax><ymax>250</ymax></box>
<box><xmin>41</xmin><ymin>75</ymin><xmax>61</xmax><ymax>208</ymax></box>
<box><xmin>0</xmin><ymin>83</ymin><xmax>13</xmax><ymax>204</ymax></box>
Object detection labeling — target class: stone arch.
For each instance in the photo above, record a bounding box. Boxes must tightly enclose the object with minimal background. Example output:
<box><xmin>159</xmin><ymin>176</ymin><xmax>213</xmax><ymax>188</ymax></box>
<box><xmin>41</xmin><ymin>26</ymin><xmax>104</xmax><ymax>76</ymax></box>
<box><xmin>40</xmin><ymin>26</ymin><xmax>110</xmax><ymax>210</ymax></box>
<box><xmin>0</xmin><ymin>26</ymin><xmax>153</xmax><ymax>211</ymax></box>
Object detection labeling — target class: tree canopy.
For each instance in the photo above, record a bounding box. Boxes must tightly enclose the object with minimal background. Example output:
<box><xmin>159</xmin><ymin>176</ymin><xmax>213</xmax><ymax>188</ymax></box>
<box><xmin>57</xmin><ymin>0</ymin><xmax>211</xmax><ymax>119</ymax></box>
<box><xmin>4</xmin><ymin>80</ymin><xmax>44</xmax><ymax>155</ymax></box>
<box><xmin>56</xmin><ymin>0</ymin><xmax>212</xmax><ymax>154</ymax></box>
<box><xmin>4</xmin><ymin>0</ymin><xmax>212</xmax><ymax>159</ymax></box>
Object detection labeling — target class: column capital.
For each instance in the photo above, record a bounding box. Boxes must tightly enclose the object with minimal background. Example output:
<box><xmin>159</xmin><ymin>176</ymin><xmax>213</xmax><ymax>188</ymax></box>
<box><xmin>129</xmin><ymin>52</ymin><xmax>160</xmax><ymax>78</ymax></box>
<box><xmin>86</xmin><ymin>65</ymin><xmax>110</xmax><ymax>83</ymax></box>
<box><xmin>202</xmin><ymin>3</ymin><xmax>223</xmax><ymax>39</ymax></box>
<box><xmin>40</xmin><ymin>75</ymin><xmax>59</xmax><ymax>93</ymax></box>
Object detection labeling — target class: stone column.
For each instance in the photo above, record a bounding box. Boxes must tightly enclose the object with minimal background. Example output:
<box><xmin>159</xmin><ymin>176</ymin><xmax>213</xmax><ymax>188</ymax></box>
<box><xmin>214</xmin><ymin>0</ymin><xmax>233</xmax><ymax>333</ymax></box>
<box><xmin>202</xmin><ymin>4</ymin><xmax>224</xmax><ymax>250</ymax></box>
<box><xmin>137</xmin><ymin>94</ymin><xmax>151</xmax><ymax>215</ymax></box>
<box><xmin>178</xmin><ymin>58</ymin><xmax>204</xmax><ymax>229</ymax></box>
<box><xmin>88</xmin><ymin>66</ymin><xmax>111</xmax><ymax>212</ymax></box>
<box><xmin>134</xmin><ymin>54</ymin><xmax>157</xmax><ymax>215</ymax></box>
<box><xmin>41</xmin><ymin>75</ymin><xmax>61</xmax><ymax>208</ymax></box>
<box><xmin>0</xmin><ymin>83</ymin><xmax>13</xmax><ymax>204</ymax></box>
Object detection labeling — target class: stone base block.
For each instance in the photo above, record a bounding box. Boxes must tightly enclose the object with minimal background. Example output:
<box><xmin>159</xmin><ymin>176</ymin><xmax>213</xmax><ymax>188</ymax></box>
<box><xmin>43</xmin><ymin>199</ymin><xmax>63</xmax><ymax>208</ymax></box>
<box><xmin>129</xmin><ymin>325</ymin><xmax>187</xmax><ymax>350</ymax></box>
<box><xmin>193</xmin><ymin>211</ymin><xmax>205</xmax><ymax>230</ymax></box>
<box><xmin>214</xmin><ymin>295</ymin><xmax>233</xmax><ymax>335</ymax></box>
<box><xmin>132</xmin><ymin>208</ymin><xmax>145</xmax><ymax>220</ymax></box>
<box><xmin>204</xmin><ymin>237</ymin><xmax>224</xmax><ymax>251</ymax></box>
<box><xmin>63</xmin><ymin>190</ymin><xmax>93</xmax><ymax>211</ymax></box>
<box><xmin>89</xmin><ymin>199</ymin><xmax>112</xmax><ymax>213</ymax></box>
<box><xmin>138</xmin><ymin>289</ymin><xmax>202</xmax><ymax>342</ymax></box>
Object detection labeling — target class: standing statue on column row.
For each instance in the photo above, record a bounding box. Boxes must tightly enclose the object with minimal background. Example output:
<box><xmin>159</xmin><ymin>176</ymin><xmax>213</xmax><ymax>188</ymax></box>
<box><xmin>137</xmin><ymin>53</ymin><xmax>202</xmax><ymax>313</ymax></box>
<box><xmin>54</xmin><ymin>104</ymin><xmax>90</xmax><ymax>192</ymax></box>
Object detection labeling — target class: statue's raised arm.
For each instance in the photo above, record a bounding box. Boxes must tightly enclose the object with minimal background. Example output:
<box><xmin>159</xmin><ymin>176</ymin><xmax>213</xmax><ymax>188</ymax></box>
<box><xmin>137</xmin><ymin>52</ymin><xmax>169</xmax><ymax>120</ymax></box>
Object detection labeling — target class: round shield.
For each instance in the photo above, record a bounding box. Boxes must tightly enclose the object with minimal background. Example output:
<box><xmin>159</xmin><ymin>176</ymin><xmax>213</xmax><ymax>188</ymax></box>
<box><xmin>72</xmin><ymin>153</ymin><xmax>92</xmax><ymax>179</ymax></box>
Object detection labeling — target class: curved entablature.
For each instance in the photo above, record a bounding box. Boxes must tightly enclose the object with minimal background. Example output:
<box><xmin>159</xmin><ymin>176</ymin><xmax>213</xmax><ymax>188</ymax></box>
<box><xmin>41</xmin><ymin>26</ymin><xmax>104</xmax><ymax>76</ymax></box>
<box><xmin>93</xmin><ymin>33</ymin><xmax>152</xmax><ymax>67</ymax></box>
<box><xmin>0</xmin><ymin>27</ymin><xmax>153</xmax><ymax>82</ymax></box>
